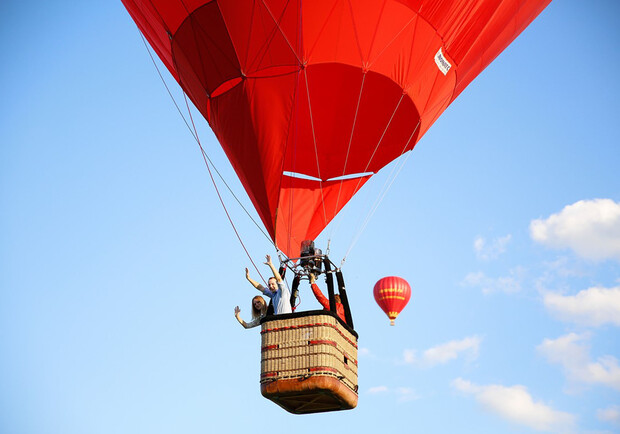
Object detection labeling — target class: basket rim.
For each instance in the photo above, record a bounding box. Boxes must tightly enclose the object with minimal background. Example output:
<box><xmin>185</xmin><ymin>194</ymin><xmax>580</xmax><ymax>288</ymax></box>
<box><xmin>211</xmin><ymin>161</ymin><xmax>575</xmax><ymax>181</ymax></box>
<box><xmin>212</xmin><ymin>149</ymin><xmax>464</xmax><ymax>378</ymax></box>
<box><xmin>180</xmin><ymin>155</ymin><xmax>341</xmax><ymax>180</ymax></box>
<box><xmin>260</xmin><ymin>310</ymin><xmax>358</xmax><ymax>338</ymax></box>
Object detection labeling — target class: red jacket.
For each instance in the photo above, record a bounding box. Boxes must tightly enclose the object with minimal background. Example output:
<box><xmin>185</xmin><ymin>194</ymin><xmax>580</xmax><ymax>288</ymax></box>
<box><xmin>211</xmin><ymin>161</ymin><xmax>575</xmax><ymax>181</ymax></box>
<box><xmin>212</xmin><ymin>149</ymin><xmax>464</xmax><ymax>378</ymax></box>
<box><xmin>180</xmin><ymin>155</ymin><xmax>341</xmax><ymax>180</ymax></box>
<box><xmin>311</xmin><ymin>283</ymin><xmax>346</xmax><ymax>324</ymax></box>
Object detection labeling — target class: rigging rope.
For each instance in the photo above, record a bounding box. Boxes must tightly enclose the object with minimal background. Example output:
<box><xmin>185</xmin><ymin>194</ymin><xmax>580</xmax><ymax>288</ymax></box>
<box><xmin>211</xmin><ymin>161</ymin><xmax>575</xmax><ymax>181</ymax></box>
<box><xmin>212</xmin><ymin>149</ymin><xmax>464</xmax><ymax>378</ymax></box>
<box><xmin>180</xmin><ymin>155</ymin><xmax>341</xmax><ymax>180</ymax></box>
<box><xmin>342</xmin><ymin>120</ymin><xmax>420</xmax><ymax>265</ymax></box>
<box><xmin>182</xmin><ymin>93</ymin><xmax>268</xmax><ymax>284</ymax></box>
<box><xmin>335</xmin><ymin>91</ymin><xmax>409</xmax><ymax>266</ymax></box>
<box><xmin>138</xmin><ymin>31</ymin><xmax>272</xmax><ymax>283</ymax></box>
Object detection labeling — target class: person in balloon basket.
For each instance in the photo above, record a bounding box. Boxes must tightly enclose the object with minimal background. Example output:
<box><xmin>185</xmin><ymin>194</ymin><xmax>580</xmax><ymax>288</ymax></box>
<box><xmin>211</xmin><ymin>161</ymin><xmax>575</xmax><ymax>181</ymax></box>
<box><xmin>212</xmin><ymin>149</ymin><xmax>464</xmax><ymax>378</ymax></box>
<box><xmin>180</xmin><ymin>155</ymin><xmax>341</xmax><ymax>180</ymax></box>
<box><xmin>245</xmin><ymin>255</ymin><xmax>292</xmax><ymax>314</ymax></box>
<box><xmin>234</xmin><ymin>295</ymin><xmax>267</xmax><ymax>329</ymax></box>
<box><xmin>309</xmin><ymin>273</ymin><xmax>347</xmax><ymax>324</ymax></box>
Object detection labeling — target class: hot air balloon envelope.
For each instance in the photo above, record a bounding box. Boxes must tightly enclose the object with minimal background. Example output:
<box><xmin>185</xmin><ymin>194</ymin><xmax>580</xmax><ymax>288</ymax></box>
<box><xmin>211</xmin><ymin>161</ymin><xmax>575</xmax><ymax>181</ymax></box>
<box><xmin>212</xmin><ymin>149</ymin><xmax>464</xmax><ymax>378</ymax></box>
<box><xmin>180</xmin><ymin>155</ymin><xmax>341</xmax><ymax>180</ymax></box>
<box><xmin>374</xmin><ymin>276</ymin><xmax>412</xmax><ymax>325</ymax></box>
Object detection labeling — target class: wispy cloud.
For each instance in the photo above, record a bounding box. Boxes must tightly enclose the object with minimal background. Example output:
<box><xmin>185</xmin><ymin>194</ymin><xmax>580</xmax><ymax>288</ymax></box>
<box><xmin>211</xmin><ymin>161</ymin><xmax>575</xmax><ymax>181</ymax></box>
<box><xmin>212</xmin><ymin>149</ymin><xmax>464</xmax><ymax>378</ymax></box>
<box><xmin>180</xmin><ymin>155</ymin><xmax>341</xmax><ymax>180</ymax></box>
<box><xmin>530</xmin><ymin>199</ymin><xmax>620</xmax><ymax>261</ymax></box>
<box><xmin>396</xmin><ymin>387</ymin><xmax>419</xmax><ymax>402</ymax></box>
<box><xmin>452</xmin><ymin>378</ymin><xmax>576</xmax><ymax>432</ymax></box>
<box><xmin>366</xmin><ymin>386</ymin><xmax>420</xmax><ymax>402</ymax></box>
<box><xmin>462</xmin><ymin>269</ymin><xmax>524</xmax><ymax>294</ymax></box>
<box><xmin>367</xmin><ymin>385</ymin><xmax>388</xmax><ymax>394</ymax></box>
<box><xmin>543</xmin><ymin>285</ymin><xmax>620</xmax><ymax>327</ymax></box>
<box><xmin>537</xmin><ymin>333</ymin><xmax>620</xmax><ymax>391</ymax></box>
<box><xmin>474</xmin><ymin>234</ymin><xmax>512</xmax><ymax>260</ymax></box>
<box><xmin>404</xmin><ymin>336</ymin><xmax>482</xmax><ymax>367</ymax></box>
<box><xmin>358</xmin><ymin>347</ymin><xmax>371</xmax><ymax>357</ymax></box>
<box><xmin>597</xmin><ymin>405</ymin><xmax>620</xmax><ymax>426</ymax></box>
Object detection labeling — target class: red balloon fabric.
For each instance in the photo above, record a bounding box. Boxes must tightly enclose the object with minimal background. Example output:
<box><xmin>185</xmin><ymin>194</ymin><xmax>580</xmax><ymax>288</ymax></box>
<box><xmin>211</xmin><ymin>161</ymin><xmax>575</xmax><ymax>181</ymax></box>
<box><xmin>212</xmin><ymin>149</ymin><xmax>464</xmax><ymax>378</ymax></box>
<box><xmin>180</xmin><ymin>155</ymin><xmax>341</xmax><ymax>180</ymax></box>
<box><xmin>122</xmin><ymin>0</ymin><xmax>550</xmax><ymax>258</ymax></box>
<box><xmin>374</xmin><ymin>276</ymin><xmax>412</xmax><ymax>325</ymax></box>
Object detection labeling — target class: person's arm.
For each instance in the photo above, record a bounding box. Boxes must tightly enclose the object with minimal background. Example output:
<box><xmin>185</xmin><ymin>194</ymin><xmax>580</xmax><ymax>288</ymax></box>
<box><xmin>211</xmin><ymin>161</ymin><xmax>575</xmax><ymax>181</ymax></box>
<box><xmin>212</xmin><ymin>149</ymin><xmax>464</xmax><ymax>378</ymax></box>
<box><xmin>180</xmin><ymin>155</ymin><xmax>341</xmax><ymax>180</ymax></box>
<box><xmin>245</xmin><ymin>267</ymin><xmax>266</xmax><ymax>293</ymax></box>
<box><xmin>264</xmin><ymin>255</ymin><xmax>282</xmax><ymax>282</ymax></box>
<box><xmin>234</xmin><ymin>306</ymin><xmax>262</xmax><ymax>329</ymax></box>
<box><xmin>234</xmin><ymin>306</ymin><xmax>250</xmax><ymax>329</ymax></box>
<box><xmin>309</xmin><ymin>274</ymin><xmax>330</xmax><ymax>310</ymax></box>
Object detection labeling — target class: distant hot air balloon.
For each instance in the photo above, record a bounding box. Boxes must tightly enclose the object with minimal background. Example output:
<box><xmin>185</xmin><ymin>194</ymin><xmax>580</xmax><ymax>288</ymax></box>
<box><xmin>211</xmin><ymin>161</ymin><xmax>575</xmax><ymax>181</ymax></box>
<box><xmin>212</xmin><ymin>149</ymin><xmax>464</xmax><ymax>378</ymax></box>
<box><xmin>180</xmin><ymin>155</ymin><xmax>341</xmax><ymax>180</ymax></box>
<box><xmin>374</xmin><ymin>276</ymin><xmax>411</xmax><ymax>325</ymax></box>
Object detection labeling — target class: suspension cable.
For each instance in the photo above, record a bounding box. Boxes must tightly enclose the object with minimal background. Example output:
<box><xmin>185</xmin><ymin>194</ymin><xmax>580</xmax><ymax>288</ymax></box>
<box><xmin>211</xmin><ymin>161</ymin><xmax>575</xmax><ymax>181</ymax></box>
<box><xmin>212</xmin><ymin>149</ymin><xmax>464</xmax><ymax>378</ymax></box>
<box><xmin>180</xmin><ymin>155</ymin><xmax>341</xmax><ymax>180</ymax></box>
<box><xmin>342</xmin><ymin>120</ymin><xmax>420</xmax><ymax>265</ymax></box>
<box><xmin>182</xmin><ymin>94</ymin><xmax>268</xmax><ymax>283</ymax></box>
<box><xmin>138</xmin><ymin>31</ymin><xmax>272</xmax><ymax>283</ymax></box>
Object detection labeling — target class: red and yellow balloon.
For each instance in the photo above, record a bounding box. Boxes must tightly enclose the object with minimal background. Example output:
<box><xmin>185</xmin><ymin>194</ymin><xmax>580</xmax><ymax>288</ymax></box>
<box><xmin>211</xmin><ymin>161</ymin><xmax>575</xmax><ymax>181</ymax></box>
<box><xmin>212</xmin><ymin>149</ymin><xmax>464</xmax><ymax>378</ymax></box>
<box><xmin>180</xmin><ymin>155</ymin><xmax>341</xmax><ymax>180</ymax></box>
<box><xmin>374</xmin><ymin>276</ymin><xmax>411</xmax><ymax>326</ymax></box>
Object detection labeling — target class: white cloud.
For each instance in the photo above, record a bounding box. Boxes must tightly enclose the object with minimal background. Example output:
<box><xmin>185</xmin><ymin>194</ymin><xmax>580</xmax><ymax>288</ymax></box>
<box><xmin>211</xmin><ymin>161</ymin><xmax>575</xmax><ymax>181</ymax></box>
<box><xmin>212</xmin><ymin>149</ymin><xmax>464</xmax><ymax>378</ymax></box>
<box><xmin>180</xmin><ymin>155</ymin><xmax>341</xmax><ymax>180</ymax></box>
<box><xmin>597</xmin><ymin>405</ymin><xmax>620</xmax><ymax>425</ymax></box>
<box><xmin>367</xmin><ymin>385</ymin><xmax>388</xmax><ymax>394</ymax></box>
<box><xmin>358</xmin><ymin>347</ymin><xmax>371</xmax><ymax>357</ymax></box>
<box><xmin>397</xmin><ymin>387</ymin><xmax>420</xmax><ymax>402</ymax></box>
<box><xmin>367</xmin><ymin>386</ymin><xmax>420</xmax><ymax>402</ymax></box>
<box><xmin>452</xmin><ymin>378</ymin><xmax>576</xmax><ymax>432</ymax></box>
<box><xmin>537</xmin><ymin>333</ymin><xmax>620</xmax><ymax>391</ymax></box>
<box><xmin>404</xmin><ymin>336</ymin><xmax>481</xmax><ymax>367</ymax></box>
<box><xmin>543</xmin><ymin>285</ymin><xmax>620</xmax><ymax>327</ymax></box>
<box><xmin>474</xmin><ymin>234</ymin><xmax>512</xmax><ymax>260</ymax></box>
<box><xmin>530</xmin><ymin>199</ymin><xmax>620</xmax><ymax>261</ymax></box>
<box><xmin>462</xmin><ymin>269</ymin><xmax>523</xmax><ymax>294</ymax></box>
<box><xmin>403</xmin><ymin>349</ymin><xmax>416</xmax><ymax>364</ymax></box>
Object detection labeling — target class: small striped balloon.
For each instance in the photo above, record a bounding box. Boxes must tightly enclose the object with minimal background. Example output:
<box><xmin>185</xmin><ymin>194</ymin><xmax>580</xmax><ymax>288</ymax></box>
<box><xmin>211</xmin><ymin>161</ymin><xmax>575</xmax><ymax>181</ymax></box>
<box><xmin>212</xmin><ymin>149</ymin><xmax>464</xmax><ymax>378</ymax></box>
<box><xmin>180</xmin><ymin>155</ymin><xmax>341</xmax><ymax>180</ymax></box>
<box><xmin>373</xmin><ymin>276</ymin><xmax>411</xmax><ymax>325</ymax></box>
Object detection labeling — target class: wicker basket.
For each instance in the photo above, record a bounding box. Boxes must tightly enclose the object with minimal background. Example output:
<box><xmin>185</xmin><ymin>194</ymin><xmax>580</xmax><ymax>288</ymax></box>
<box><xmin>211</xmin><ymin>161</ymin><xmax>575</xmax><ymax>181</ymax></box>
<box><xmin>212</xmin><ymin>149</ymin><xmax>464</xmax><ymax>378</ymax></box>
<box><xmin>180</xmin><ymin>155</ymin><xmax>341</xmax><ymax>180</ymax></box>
<box><xmin>260</xmin><ymin>311</ymin><xmax>358</xmax><ymax>414</ymax></box>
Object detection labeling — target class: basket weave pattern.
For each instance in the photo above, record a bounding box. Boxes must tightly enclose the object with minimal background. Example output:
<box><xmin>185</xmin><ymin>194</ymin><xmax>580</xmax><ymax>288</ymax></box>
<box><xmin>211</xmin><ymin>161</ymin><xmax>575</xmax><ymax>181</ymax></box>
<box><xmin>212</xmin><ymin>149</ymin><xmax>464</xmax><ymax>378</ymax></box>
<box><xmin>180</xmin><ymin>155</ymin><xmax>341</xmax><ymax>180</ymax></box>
<box><xmin>261</xmin><ymin>314</ymin><xmax>358</xmax><ymax>392</ymax></box>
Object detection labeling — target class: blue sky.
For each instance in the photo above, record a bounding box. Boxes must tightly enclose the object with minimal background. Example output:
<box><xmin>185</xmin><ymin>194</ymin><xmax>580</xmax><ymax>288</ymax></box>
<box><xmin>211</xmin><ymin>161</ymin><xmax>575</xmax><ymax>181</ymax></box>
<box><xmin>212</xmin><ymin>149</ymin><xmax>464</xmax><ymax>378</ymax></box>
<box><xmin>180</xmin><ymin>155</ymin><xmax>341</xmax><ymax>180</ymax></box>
<box><xmin>1</xmin><ymin>1</ymin><xmax>619</xmax><ymax>433</ymax></box>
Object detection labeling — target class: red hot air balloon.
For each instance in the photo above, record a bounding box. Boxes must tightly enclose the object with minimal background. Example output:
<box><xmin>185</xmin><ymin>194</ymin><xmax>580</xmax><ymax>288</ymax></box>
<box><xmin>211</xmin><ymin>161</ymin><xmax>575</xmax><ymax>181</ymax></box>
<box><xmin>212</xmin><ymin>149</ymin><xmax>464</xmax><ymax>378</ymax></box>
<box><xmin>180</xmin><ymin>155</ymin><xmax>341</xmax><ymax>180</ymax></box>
<box><xmin>121</xmin><ymin>0</ymin><xmax>550</xmax><ymax>259</ymax></box>
<box><xmin>374</xmin><ymin>276</ymin><xmax>411</xmax><ymax>325</ymax></box>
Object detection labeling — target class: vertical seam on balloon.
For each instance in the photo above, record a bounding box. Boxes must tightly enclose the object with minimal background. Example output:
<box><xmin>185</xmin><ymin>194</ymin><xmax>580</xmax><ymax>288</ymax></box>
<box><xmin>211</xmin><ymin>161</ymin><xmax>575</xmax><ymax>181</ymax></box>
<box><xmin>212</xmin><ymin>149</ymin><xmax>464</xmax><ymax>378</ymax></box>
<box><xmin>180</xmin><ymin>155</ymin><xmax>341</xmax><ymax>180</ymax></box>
<box><xmin>322</xmin><ymin>0</ymin><xmax>366</xmax><ymax>245</ymax></box>
<box><xmin>170</xmin><ymin>1</ymin><xmax>243</xmax><ymax>98</ymax></box>
<box><xmin>171</xmin><ymin>0</ymin><xmax>301</xmax><ymax>254</ymax></box>
<box><xmin>304</xmin><ymin>0</ymin><xmax>340</xmax><ymax>61</ymax></box>
<box><xmin>404</xmin><ymin>14</ymin><xmax>421</xmax><ymax>85</ymax></box>
<box><xmin>277</xmin><ymin>5</ymin><xmax>304</xmax><ymax>258</ymax></box>
<box><xmin>308</xmin><ymin>2</ymin><xmax>337</xmax><ymax>58</ymax></box>
<box><xmin>143</xmin><ymin>0</ymin><xmax>168</xmax><ymax>33</ymax></box>
<box><xmin>183</xmin><ymin>1</ymin><xmax>215</xmax><ymax>98</ymax></box>
<box><xmin>251</xmin><ymin>0</ymin><xmax>302</xmax><ymax>256</ymax></box>
<box><xmin>285</xmin><ymin>2</ymin><xmax>304</xmax><ymax>256</ymax></box>
<box><xmin>230</xmin><ymin>0</ymin><xmax>296</xmax><ymax>250</ymax></box>
<box><xmin>281</xmin><ymin>70</ymin><xmax>302</xmax><ymax>260</ymax></box>
<box><xmin>302</xmin><ymin>67</ymin><xmax>329</xmax><ymax>232</ymax></box>
<box><xmin>283</xmin><ymin>1</ymin><xmax>303</xmax><ymax>258</ymax></box>
<box><xmin>246</xmin><ymin>1</ymin><xmax>290</xmax><ymax>73</ymax></box>
<box><xmin>141</xmin><ymin>0</ymin><xmax>183</xmax><ymax>79</ymax></box>
<box><xmin>364</xmin><ymin>0</ymin><xmax>388</xmax><ymax>66</ymax></box>
<box><xmin>450</xmin><ymin>0</ymin><xmax>506</xmax><ymax>73</ymax></box>
<box><xmin>259</xmin><ymin>0</ymin><xmax>304</xmax><ymax>66</ymax></box>
<box><xmin>367</xmin><ymin>14</ymin><xmax>417</xmax><ymax>70</ymax></box>
<box><xmin>345</xmin><ymin>0</ymin><xmax>366</xmax><ymax>65</ymax></box>
<box><xmin>242</xmin><ymin>0</ymin><xmax>258</xmax><ymax>72</ymax></box>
